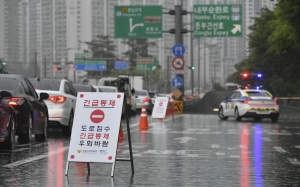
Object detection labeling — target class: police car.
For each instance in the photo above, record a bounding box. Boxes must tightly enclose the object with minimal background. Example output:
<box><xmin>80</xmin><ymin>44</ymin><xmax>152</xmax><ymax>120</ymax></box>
<box><xmin>218</xmin><ymin>85</ymin><xmax>279</xmax><ymax>122</ymax></box>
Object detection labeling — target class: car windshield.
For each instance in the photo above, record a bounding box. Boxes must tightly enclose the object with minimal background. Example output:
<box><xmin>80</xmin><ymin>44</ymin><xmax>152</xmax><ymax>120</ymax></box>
<box><xmin>29</xmin><ymin>79</ymin><xmax>60</xmax><ymax>91</ymax></box>
<box><xmin>73</xmin><ymin>85</ymin><xmax>95</xmax><ymax>92</ymax></box>
<box><xmin>135</xmin><ymin>90</ymin><xmax>147</xmax><ymax>96</ymax></box>
<box><xmin>101</xmin><ymin>88</ymin><xmax>116</xmax><ymax>92</ymax></box>
<box><xmin>246</xmin><ymin>91</ymin><xmax>270</xmax><ymax>97</ymax></box>
<box><xmin>0</xmin><ymin>78</ymin><xmax>18</xmax><ymax>90</ymax></box>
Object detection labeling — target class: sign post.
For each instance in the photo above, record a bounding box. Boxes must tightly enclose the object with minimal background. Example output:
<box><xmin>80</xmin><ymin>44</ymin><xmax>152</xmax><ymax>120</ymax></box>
<box><xmin>65</xmin><ymin>92</ymin><xmax>125</xmax><ymax>177</ymax></box>
<box><xmin>193</xmin><ymin>4</ymin><xmax>243</xmax><ymax>38</ymax></box>
<box><xmin>114</xmin><ymin>5</ymin><xmax>163</xmax><ymax>38</ymax></box>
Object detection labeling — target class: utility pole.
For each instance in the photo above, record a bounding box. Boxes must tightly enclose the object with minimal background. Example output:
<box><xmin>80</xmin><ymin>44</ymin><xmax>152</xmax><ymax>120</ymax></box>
<box><xmin>35</xmin><ymin>52</ymin><xmax>37</xmax><ymax>78</ymax></box>
<box><xmin>197</xmin><ymin>39</ymin><xmax>200</xmax><ymax>95</ymax></box>
<box><xmin>44</xmin><ymin>56</ymin><xmax>46</xmax><ymax>78</ymax></box>
<box><xmin>190</xmin><ymin>13</ymin><xmax>194</xmax><ymax>97</ymax></box>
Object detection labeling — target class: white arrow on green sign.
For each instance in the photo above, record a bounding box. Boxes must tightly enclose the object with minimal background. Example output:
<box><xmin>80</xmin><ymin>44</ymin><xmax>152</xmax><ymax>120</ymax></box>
<box><xmin>136</xmin><ymin>57</ymin><xmax>157</xmax><ymax>72</ymax></box>
<box><xmin>193</xmin><ymin>4</ymin><xmax>242</xmax><ymax>37</ymax></box>
<box><xmin>114</xmin><ymin>5</ymin><xmax>163</xmax><ymax>38</ymax></box>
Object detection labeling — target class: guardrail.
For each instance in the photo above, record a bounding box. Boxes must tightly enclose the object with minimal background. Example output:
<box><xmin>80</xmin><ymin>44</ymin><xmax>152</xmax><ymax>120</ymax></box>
<box><xmin>182</xmin><ymin>97</ymin><xmax>200</xmax><ymax>112</ymax></box>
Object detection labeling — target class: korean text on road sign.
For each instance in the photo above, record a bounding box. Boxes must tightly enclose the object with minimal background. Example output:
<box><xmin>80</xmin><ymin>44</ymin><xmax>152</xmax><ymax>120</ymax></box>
<box><xmin>66</xmin><ymin>92</ymin><xmax>124</xmax><ymax>164</ymax></box>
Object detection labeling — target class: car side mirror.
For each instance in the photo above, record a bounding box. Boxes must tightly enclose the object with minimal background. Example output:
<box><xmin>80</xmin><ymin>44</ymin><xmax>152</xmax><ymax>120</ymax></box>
<box><xmin>134</xmin><ymin>95</ymin><xmax>138</xmax><ymax>98</ymax></box>
<box><xmin>0</xmin><ymin>91</ymin><xmax>12</xmax><ymax>98</ymax></box>
<box><xmin>39</xmin><ymin>92</ymin><xmax>49</xmax><ymax>101</ymax></box>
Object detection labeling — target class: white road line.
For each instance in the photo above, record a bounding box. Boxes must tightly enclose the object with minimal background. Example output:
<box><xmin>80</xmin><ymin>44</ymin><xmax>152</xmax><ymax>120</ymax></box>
<box><xmin>287</xmin><ymin>158</ymin><xmax>300</xmax><ymax>165</ymax></box>
<box><xmin>2</xmin><ymin>146</ymin><xmax>69</xmax><ymax>168</ymax></box>
<box><xmin>274</xmin><ymin>146</ymin><xmax>287</xmax><ymax>153</ymax></box>
<box><xmin>212</xmin><ymin>144</ymin><xmax>220</xmax><ymax>148</ymax></box>
<box><xmin>216</xmin><ymin>152</ymin><xmax>226</xmax><ymax>155</ymax></box>
<box><xmin>263</xmin><ymin>138</ymin><xmax>272</xmax><ymax>142</ymax></box>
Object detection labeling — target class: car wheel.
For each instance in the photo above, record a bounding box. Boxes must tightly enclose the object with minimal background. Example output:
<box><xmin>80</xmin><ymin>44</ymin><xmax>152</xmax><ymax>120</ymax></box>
<box><xmin>271</xmin><ymin>117</ymin><xmax>278</xmax><ymax>123</ymax></box>
<box><xmin>3</xmin><ymin>115</ymin><xmax>16</xmax><ymax>150</ymax></box>
<box><xmin>234</xmin><ymin>108</ymin><xmax>242</xmax><ymax>121</ymax></box>
<box><xmin>19</xmin><ymin>114</ymin><xmax>32</xmax><ymax>144</ymax></box>
<box><xmin>36</xmin><ymin>113</ymin><xmax>48</xmax><ymax>142</ymax></box>
<box><xmin>62</xmin><ymin>111</ymin><xmax>73</xmax><ymax>136</ymax></box>
<box><xmin>218</xmin><ymin>107</ymin><xmax>228</xmax><ymax>120</ymax></box>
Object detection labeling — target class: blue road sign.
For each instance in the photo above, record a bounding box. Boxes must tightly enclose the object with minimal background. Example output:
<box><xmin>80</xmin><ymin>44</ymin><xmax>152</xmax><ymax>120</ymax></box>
<box><xmin>114</xmin><ymin>61</ymin><xmax>127</xmax><ymax>70</ymax></box>
<box><xmin>171</xmin><ymin>77</ymin><xmax>183</xmax><ymax>89</ymax></box>
<box><xmin>74</xmin><ymin>64</ymin><xmax>106</xmax><ymax>71</ymax></box>
<box><xmin>172</xmin><ymin>43</ymin><xmax>185</xmax><ymax>57</ymax></box>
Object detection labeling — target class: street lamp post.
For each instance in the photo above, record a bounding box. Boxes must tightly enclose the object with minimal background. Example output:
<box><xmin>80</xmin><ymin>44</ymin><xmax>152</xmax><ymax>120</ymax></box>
<box><xmin>66</xmin><ymin>47</ymin><xmax>79</xmax><ymax>83</ymax></box>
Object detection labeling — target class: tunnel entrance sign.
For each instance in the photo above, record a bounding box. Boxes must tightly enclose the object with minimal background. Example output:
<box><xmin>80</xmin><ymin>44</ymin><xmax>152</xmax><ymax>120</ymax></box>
<box><xmin>65</xmin><ymin>92</ymin><xmax>124</xmax><ymax>177</ymax></box>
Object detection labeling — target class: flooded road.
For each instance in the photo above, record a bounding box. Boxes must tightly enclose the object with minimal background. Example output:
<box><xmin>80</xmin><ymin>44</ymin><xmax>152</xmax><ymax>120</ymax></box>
<box><xmin>1</xmin><ymin>114</ymin><xmax>300</xmax><ymax>186</ymax></box>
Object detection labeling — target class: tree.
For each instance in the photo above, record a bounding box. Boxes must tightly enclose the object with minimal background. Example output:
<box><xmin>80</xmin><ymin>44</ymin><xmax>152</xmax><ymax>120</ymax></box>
<box><xmin>84</xmin><ymin>35</ymin><xmax>116</xmax><ymax>79</ymax></box>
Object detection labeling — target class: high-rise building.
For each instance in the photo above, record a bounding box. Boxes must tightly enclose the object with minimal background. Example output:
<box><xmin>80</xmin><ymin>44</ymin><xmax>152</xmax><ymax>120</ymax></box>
<box><xmin>0</xmin><ymin>0</ymin><xmax>277</xmax><ymax>88</ymax></box>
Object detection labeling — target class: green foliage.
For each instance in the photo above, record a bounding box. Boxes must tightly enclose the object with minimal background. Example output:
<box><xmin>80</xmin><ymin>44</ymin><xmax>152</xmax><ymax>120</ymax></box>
<box><xmin>84</xmin><ymin>35</ymin><xmax>116</xmax><ymax>78</ymax></box>
<box><xmin>213</xmin><ymin>83</ymin><xmax>224</xmax><ymax>91</ymax></box>
<box><xmin>229</xmin><ymin>4</ymin><xmax>300</xmax><ymax>96</ymax></box>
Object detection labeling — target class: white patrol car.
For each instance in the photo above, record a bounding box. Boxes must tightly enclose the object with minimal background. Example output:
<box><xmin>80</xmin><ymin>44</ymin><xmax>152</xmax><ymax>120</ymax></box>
<box><xmin>218</xmin><ymin>86</ymin><xmax>279</xmax><ymax>122</ymax></box>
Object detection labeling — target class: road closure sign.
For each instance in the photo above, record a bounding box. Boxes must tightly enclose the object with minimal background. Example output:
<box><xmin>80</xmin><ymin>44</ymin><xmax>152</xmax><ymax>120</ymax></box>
<box><xmin>193</xmin><ymin>4</ymin><xmax>242</xmax><ymax>37</ymax></box>
<box><xmin>66</xmin><ymin>92</ymin><xmax>124</xmax><ymax>164</ymax></box>
<box><xmin>151</xmin><ymin>97</ymin><xmax>169</xmax><ymax>119</ymax></box>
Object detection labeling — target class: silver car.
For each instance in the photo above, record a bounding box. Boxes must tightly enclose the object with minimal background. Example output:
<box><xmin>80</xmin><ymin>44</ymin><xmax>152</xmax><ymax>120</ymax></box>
<box><xmin>133</xmin><ymin>90</ymin><xmax>153</xmax><ymax>113</ymax></box>
<box><xmin>29</xmin><ymin>78</ymin><xmax>77</xmax><ymax>135</ymax></box>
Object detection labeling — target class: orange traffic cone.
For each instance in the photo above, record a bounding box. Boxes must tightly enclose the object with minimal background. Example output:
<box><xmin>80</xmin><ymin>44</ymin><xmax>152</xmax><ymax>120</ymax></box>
<box><xmin>139</xmin><ymin>105</ymin><xmax>149</xmax><ymax>130</ymax></box>
<box><xmin>118</xmin><ymin>123</ymin><xmax>125</xmax><ymax>141</ymax></box>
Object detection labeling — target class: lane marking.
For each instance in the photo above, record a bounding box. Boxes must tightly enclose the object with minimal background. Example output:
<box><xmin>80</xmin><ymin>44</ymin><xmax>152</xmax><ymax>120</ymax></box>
<box><xmin>287</xmin><ymin>158</ymin><xmax>300</xmax><ymax>165</ymax></box>
<box><xmin>2</xmin><ymin>146</ymin><xmax>69</xmax><ymax>168</ymax></box>
<box><xmin>212</xmin><ymin>144</ymin><xmax>220</xmax><ymax>148</ymax></box>
<box><xmin>216</xmin><ymin>152</ymin><xmax>226</xmax><ymax>155</ymax></box>
<box><xmin>274</xmin><ymin>146</ymin><xmax>287</xmax><ymax>153</ymax></box>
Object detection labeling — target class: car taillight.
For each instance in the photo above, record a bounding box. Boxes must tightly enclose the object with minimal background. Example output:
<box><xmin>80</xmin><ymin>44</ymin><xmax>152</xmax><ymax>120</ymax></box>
<box><xmin>244</xmin><ymin>98</ymin><xmax>252</xmax><ymax>104</ymax></box>
<box><xmin>273</xmin><ymin>98</ymin><xmax>279</xmax><ymax>105</ymax></box>
<box><xmin>143</xmin><ymin>97</ymin><xmax>150</xmax><ymax>102</ymax></box>
<box><xmin>8</xmin><ymin>98</ymin><xmax>25</xmax><ymax>106</ymax></box>
<box><xmin>48</xmin><ymin>96</ymin><xmax>66</xmax><ymax>103</ymax></box>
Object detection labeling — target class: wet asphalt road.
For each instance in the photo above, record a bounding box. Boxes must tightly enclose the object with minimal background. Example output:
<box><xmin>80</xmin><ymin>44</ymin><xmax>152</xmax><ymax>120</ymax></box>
<box><xmin>1</xmin><ymin>112</ymin><xmax>300</xmax><ymax>187</ymax></box>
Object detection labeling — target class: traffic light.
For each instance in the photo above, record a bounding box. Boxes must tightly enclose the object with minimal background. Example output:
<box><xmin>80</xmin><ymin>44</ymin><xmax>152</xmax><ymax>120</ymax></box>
<box><xmin>188</xmin><ymin>66</ymin><xmax>195</xmax><ymax>70</ymax></box>
<box><xmin>54</xmin><ymin>67</ymin><xmax>62</xmax><ymax>71</ymax></box>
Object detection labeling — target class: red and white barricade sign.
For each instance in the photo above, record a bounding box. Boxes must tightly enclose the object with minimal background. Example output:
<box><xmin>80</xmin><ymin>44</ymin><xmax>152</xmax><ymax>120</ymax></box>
<box><xmin>151</xmin><ymin>97</ymin><xmax>174</xmax><ymax>121</ymax></box>
<box><xmin>65</xmin><ymin>92</ymin><xmax>124</xmax><ymax>175</ymax></box>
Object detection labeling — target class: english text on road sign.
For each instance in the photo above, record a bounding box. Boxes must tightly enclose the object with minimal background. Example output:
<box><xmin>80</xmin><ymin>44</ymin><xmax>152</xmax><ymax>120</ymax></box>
<box><xmin>66</xmin><ymin>92</ymin><xmax>124</xmax><ymax>164</ymax></box>
<box><xmin>114</xmin><ymin>6</ymin><xmax>163</xmax><ymax>38</ymax></box>
<box><xmin>172</xmin><ymin>57</ymin><xmax>185</xmax><ymax>70</ymax></box>
<box><xmin>172</xmin><ymin>43</ymin><xmax>185</xmax><ymax>57</ymax></box>
<box><xmin>151</xmin><ymin>97</ymin><xmax>169</xmax><ymax>119</ymax></box>
<box><xmin>74</xmin><ymin>60</ymin><xmax>107</xmax><ymax>71</ymax></box>
<box><xmin>114</xmin><ymin>61</ymin><xmax>127</xmax><ymax>70</ymax></box>
<box><xmin>171</xmin><ymin>77</ymin><xmax>183</xmax><ymax>89</ymax></box>
<box><xmin>136</xmin><ymin>57</ymin><xmax>158</xmax><ymax>71</ymax></box>
<box><xmin>193</xmin><ymin>4</ymin><xmax>242</xmax><ymax>37</ymax></box>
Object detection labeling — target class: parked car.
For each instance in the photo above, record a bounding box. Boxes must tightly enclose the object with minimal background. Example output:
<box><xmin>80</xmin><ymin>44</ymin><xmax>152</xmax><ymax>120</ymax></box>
<box><xmin>0</xmin><ymin>91</ymin><xmax>16</xmax><ymax>150</ymax></box>
<box><xmin>133</xmin><ymin>90</ymin><xmax>153</xmax><ymax>113</ymax></box>
<box><xmin>218</xmin><ymin>86</ymin><xmax>279</xmax><ymax>122</ymax></box>
<box><xmin>92</xmin><ymin>86</ymin><xmax>103</xmax><ymax>92</ymax></box>
<box><xmin>29</xmin><ymin>78</ymin><xmax>77</xmax><ymax>135</ymax></box>
<box><xmin>0</xmin><ymin>74</ymin><xmax>49</xmax><ymax>144</ymax></box>
<box><xmin>97</xmin><ymin>86</ymin><xmax>118</xmax><ymax>93</ymax></box>
<box><xmin>72</xmin><ymin>84</ymin><xmax>96</xmax><ymax>93</ymax></box>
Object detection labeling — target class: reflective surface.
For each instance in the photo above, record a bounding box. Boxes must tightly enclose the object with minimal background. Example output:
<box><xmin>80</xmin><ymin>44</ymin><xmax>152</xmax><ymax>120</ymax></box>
<box><xmin>1</xmin><ymin>114</ymin><xmax>300</xmax><ymax>186</ymax></box>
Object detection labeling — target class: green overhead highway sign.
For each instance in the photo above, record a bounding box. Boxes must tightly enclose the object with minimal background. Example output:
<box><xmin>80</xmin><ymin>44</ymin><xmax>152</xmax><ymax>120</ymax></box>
<box><xmin>114</xmin><ymin>5</ymin><xmax>163</xmax><ymax>38</ymax></box>
<box><xmin>74</xmin><ymin>53</ymin><xmax>86</xmax><ymax>58</ymax></box>
<box><xmin>136</xmin><ymin>57</ymin><xmax>158</xmax><ymax>72</ymax></box>
<box><xmin>193</xmin><ymin>4</ymin><xmax>242</xmax><ymax>37</ymax></box>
